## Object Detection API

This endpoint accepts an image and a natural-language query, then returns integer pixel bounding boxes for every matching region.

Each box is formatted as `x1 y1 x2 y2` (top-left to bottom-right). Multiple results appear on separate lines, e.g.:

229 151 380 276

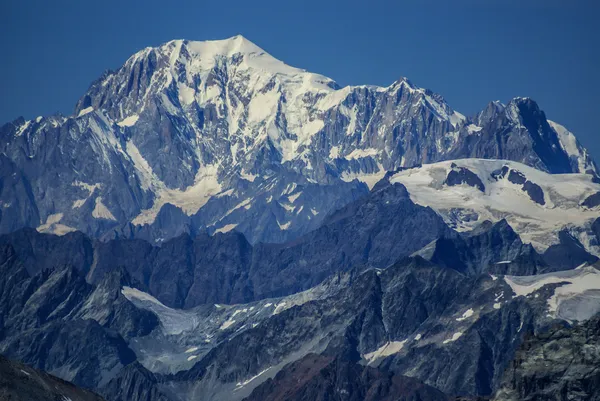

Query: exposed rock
445 166 486 192
244 353 450 401
0 354 105 401
522 181 545 205
582 191 600 208
494 315 600 401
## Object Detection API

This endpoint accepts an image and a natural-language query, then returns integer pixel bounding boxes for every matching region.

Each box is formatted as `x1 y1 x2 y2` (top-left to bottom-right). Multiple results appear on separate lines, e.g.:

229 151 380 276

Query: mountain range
1 36 600 401
1 35 597 246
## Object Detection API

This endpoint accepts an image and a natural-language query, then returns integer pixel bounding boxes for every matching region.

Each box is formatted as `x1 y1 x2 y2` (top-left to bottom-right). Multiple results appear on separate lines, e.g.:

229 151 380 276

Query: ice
504 266 600 321
121 286 199 335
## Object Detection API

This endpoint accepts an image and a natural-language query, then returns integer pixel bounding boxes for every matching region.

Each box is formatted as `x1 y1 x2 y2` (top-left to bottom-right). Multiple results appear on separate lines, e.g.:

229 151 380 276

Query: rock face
494 315 600 401
1 216 600 401
0 354 106 401
243 353 450 401
0 36 596 245
0 181 453 307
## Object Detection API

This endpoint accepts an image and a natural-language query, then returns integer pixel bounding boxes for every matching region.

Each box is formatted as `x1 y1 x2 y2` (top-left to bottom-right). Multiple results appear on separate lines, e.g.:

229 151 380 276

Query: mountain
0 354 106 401
5 178 593 310
3 215 600 401
243 353 451 401
389 159 600 255
1 36 597 245
494 314 600 401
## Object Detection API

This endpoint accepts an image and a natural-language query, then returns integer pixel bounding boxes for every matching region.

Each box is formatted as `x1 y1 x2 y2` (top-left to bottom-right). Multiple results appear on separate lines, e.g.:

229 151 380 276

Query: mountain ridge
1 35 597 246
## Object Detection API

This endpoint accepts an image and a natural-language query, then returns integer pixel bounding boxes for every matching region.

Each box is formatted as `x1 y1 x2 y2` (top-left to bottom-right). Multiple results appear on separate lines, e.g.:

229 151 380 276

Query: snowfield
390 159 600 253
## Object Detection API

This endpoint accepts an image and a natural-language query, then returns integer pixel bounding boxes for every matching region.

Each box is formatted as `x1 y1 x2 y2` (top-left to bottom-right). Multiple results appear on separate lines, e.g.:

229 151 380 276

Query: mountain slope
390 159 600 253
494 314 600 401
1 36 596 244
0 354 106 401
243 354 450 401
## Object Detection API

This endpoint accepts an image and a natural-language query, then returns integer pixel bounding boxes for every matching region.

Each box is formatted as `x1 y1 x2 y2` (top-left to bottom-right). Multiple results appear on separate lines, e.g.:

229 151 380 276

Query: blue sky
1 0 599 161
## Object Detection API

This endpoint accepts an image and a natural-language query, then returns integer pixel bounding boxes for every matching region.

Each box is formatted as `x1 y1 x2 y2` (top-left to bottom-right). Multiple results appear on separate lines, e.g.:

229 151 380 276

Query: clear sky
2 0 599 162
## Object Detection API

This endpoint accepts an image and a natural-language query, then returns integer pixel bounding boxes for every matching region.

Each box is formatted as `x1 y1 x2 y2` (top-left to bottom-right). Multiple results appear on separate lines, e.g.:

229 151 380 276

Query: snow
443 332 463 344
131 158 222 225
329 145 340 159
363 340 407 364
240 171 258 182
549 120 592 173
15 120 31 136
467 124 482 134
496 260 512 264
20 369 30 376
456 308 474 321
117 115 139 127
504 266 600 321
122 286 199 335
185 347 199 353
414 334 422 341
493 303 501 309
187 355 198 361
77 107 94 118
341 169 386 190
219 319 236 330
235 367 271 388
36 213 77 236
390 159 600 251
288 192 301 203
277 220 292 230
272 302 287 315
450 111 466 127
345 148 379 160
178 83 195 105
92 197 117 220
215 224 238 234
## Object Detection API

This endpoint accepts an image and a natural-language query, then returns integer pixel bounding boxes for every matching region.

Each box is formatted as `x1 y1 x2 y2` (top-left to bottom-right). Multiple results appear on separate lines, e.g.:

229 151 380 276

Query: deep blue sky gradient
1 0 599 161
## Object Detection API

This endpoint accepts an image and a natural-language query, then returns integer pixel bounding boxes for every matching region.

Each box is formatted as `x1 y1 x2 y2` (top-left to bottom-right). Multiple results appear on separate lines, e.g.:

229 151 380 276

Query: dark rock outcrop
445 165 486 192
494 315 600 401
244 353 450 401
0 354 106 401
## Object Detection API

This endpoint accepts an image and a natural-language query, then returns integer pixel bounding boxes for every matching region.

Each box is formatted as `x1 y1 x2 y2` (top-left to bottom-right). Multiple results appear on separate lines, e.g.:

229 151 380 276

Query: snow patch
215 224 238 234
77 107 94 118
456 308 474 321
117 115 139 127
364 340 407 364
345 148 379 160
443 332 463 344
92 197 117 220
